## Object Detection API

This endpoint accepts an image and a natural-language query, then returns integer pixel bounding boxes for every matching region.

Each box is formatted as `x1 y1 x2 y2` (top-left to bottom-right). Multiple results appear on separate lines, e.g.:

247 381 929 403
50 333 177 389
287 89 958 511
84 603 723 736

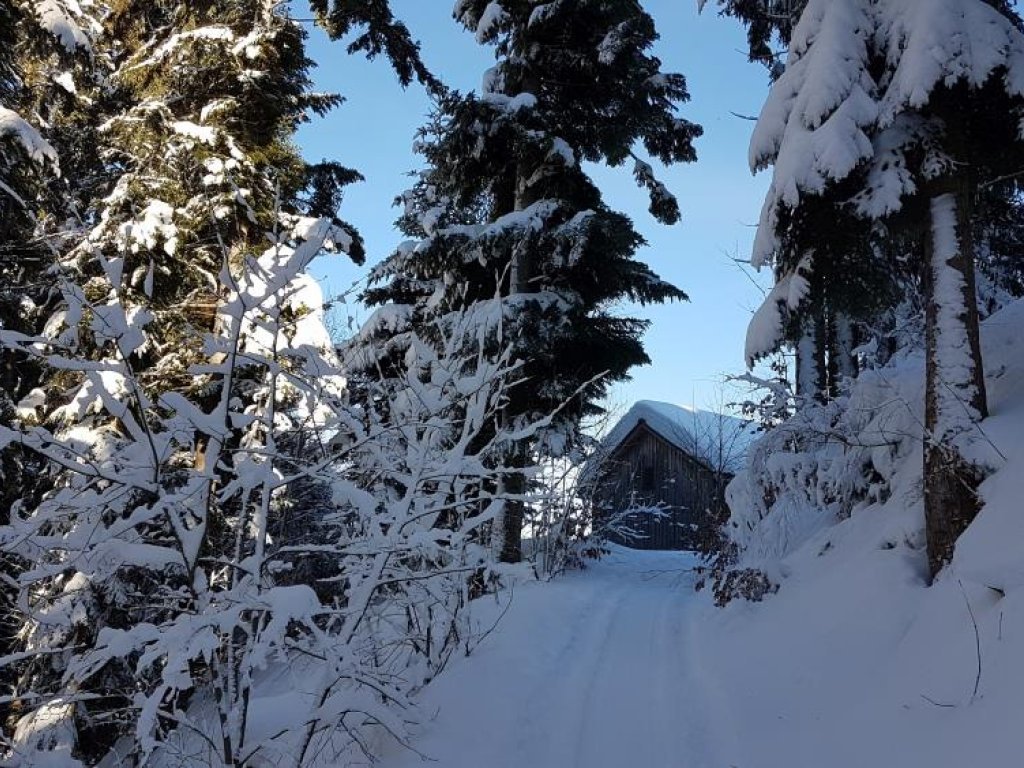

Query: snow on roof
589 400 759 478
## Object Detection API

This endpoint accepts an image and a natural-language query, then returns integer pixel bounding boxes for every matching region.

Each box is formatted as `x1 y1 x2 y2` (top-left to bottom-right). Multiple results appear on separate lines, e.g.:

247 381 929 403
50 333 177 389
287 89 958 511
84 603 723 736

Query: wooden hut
583 401 755 551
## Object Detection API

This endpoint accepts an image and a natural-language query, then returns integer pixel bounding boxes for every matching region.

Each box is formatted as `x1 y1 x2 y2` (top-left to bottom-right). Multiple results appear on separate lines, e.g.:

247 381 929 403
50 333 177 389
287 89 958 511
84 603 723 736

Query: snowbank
703 297 1024 767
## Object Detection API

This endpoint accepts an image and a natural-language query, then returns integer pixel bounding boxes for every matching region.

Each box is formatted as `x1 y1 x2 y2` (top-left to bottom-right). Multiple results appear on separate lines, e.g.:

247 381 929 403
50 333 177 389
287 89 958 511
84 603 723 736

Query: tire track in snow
569 567 694 768
380 549 727 768
509 577 632 768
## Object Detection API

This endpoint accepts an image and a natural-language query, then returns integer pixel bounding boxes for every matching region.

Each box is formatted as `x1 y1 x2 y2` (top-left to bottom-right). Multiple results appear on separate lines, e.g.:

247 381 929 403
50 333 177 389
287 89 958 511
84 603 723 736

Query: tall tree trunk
494 67 543 564
828 311 858 398
492 167 523 563
923 188 988 579
496 175 532 565
795 300 826 403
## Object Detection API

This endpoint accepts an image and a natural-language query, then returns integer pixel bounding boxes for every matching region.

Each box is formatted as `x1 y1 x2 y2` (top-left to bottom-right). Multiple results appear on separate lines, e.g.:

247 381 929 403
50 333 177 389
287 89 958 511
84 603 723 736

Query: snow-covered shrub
0 209 547 765
724 348 925 580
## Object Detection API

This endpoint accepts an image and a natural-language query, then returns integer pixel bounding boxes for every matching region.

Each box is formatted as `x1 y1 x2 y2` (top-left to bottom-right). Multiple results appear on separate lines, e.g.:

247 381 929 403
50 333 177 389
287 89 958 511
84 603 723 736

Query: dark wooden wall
592 421 730 550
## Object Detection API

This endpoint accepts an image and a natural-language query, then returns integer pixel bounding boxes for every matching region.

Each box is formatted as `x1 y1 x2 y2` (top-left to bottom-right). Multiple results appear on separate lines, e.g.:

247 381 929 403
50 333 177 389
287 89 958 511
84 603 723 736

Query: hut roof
586 400 759 480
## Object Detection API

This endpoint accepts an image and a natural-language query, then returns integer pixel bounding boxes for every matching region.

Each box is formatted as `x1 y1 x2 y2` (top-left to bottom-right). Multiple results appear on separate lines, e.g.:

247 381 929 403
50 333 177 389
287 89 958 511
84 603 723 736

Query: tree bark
490 159 526 564
923 187 988 580
795 301 826 404
831 313 856 391
494 65 544 564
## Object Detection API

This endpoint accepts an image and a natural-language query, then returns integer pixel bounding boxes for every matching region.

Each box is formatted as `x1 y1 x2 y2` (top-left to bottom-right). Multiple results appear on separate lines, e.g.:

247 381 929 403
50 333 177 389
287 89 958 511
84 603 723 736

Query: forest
2 0 1024 766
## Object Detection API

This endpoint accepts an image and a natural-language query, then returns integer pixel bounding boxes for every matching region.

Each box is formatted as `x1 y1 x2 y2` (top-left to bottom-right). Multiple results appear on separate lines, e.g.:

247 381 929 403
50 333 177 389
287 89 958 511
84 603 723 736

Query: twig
466 582 515 657
957 578 983 702
919 693 956 708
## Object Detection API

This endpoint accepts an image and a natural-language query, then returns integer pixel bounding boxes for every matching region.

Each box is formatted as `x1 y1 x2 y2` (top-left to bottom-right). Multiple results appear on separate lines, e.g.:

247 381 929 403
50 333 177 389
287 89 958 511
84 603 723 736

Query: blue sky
297 0 772 415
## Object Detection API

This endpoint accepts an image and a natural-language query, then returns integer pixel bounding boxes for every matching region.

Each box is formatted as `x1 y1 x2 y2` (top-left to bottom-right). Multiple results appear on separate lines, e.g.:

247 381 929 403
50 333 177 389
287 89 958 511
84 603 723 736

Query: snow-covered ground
377 534 1024 768
370 301 1024 768
376 547 737 768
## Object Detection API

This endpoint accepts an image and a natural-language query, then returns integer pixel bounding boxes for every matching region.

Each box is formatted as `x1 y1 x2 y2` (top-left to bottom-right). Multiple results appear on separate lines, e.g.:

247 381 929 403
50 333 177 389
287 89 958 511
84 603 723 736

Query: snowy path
379 547 735 768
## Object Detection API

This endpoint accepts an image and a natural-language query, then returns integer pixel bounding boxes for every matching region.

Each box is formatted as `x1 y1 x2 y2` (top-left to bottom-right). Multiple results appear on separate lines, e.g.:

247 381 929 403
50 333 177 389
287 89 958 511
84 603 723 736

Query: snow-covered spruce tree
0 0 56 727
0 1 367 761
309 0 439 90
747 186 898 404
0 0 56 518
975 183 1024 312
747 0 1024 578
0 0 99 504
867 0 1024 578
703 0 807 77
709 0 889 404
0 0 102 727
360 0 700 563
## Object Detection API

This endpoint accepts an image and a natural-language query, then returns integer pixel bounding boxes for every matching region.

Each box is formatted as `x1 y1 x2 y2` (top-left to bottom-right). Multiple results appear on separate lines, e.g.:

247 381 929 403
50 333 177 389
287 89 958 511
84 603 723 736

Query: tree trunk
490 162 525 564
493 66 545 564
923 189 988 580
795 301 826 404
828 312 858 397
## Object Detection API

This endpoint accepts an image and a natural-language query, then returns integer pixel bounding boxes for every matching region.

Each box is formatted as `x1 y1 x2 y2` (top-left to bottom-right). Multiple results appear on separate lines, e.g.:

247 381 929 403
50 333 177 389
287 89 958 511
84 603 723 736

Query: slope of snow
710 296 1024 767
374 533 1024 768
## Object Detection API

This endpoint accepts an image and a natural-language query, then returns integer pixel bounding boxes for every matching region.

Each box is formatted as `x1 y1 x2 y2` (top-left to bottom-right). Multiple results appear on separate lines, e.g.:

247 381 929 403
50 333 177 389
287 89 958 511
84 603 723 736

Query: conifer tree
310 0 439 89
704 0 807 76
358 0 701 563
0 0 387 759
0 0 95 503
0 2 101 722
868 0 1024 576
747 0 1024 578
0 0 57 479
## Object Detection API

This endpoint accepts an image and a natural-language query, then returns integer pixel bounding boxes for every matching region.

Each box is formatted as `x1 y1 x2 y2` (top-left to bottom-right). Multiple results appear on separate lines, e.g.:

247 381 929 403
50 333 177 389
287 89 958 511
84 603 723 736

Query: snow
473 2 507 43
749 0 878 200
12 697 81 767
376 547 726 768
115 200 178 257
171 120 218 145
9 1 1024 763
33 0 92 52
53 72 76 95
142 26 237 68
745 258 812 364
598 22 630 65
876 0 1024 124
480 90 538 113
16 388 47 422
929 193 985 442
528 3 557 28
718 295 1024 766
371 533 1024 768
366 294 1024 768
0 108 59 168
750 0 1024 269
546 137 576 167
955 298 1024 588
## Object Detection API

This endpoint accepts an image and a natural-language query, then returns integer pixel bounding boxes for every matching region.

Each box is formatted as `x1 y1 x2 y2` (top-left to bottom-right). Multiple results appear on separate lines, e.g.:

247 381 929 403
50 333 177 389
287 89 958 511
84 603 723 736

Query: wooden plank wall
593 423 729 550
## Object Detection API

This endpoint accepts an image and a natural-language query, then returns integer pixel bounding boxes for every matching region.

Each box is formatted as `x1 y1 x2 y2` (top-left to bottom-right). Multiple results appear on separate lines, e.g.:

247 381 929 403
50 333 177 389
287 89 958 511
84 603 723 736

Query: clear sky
297 0 773 415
